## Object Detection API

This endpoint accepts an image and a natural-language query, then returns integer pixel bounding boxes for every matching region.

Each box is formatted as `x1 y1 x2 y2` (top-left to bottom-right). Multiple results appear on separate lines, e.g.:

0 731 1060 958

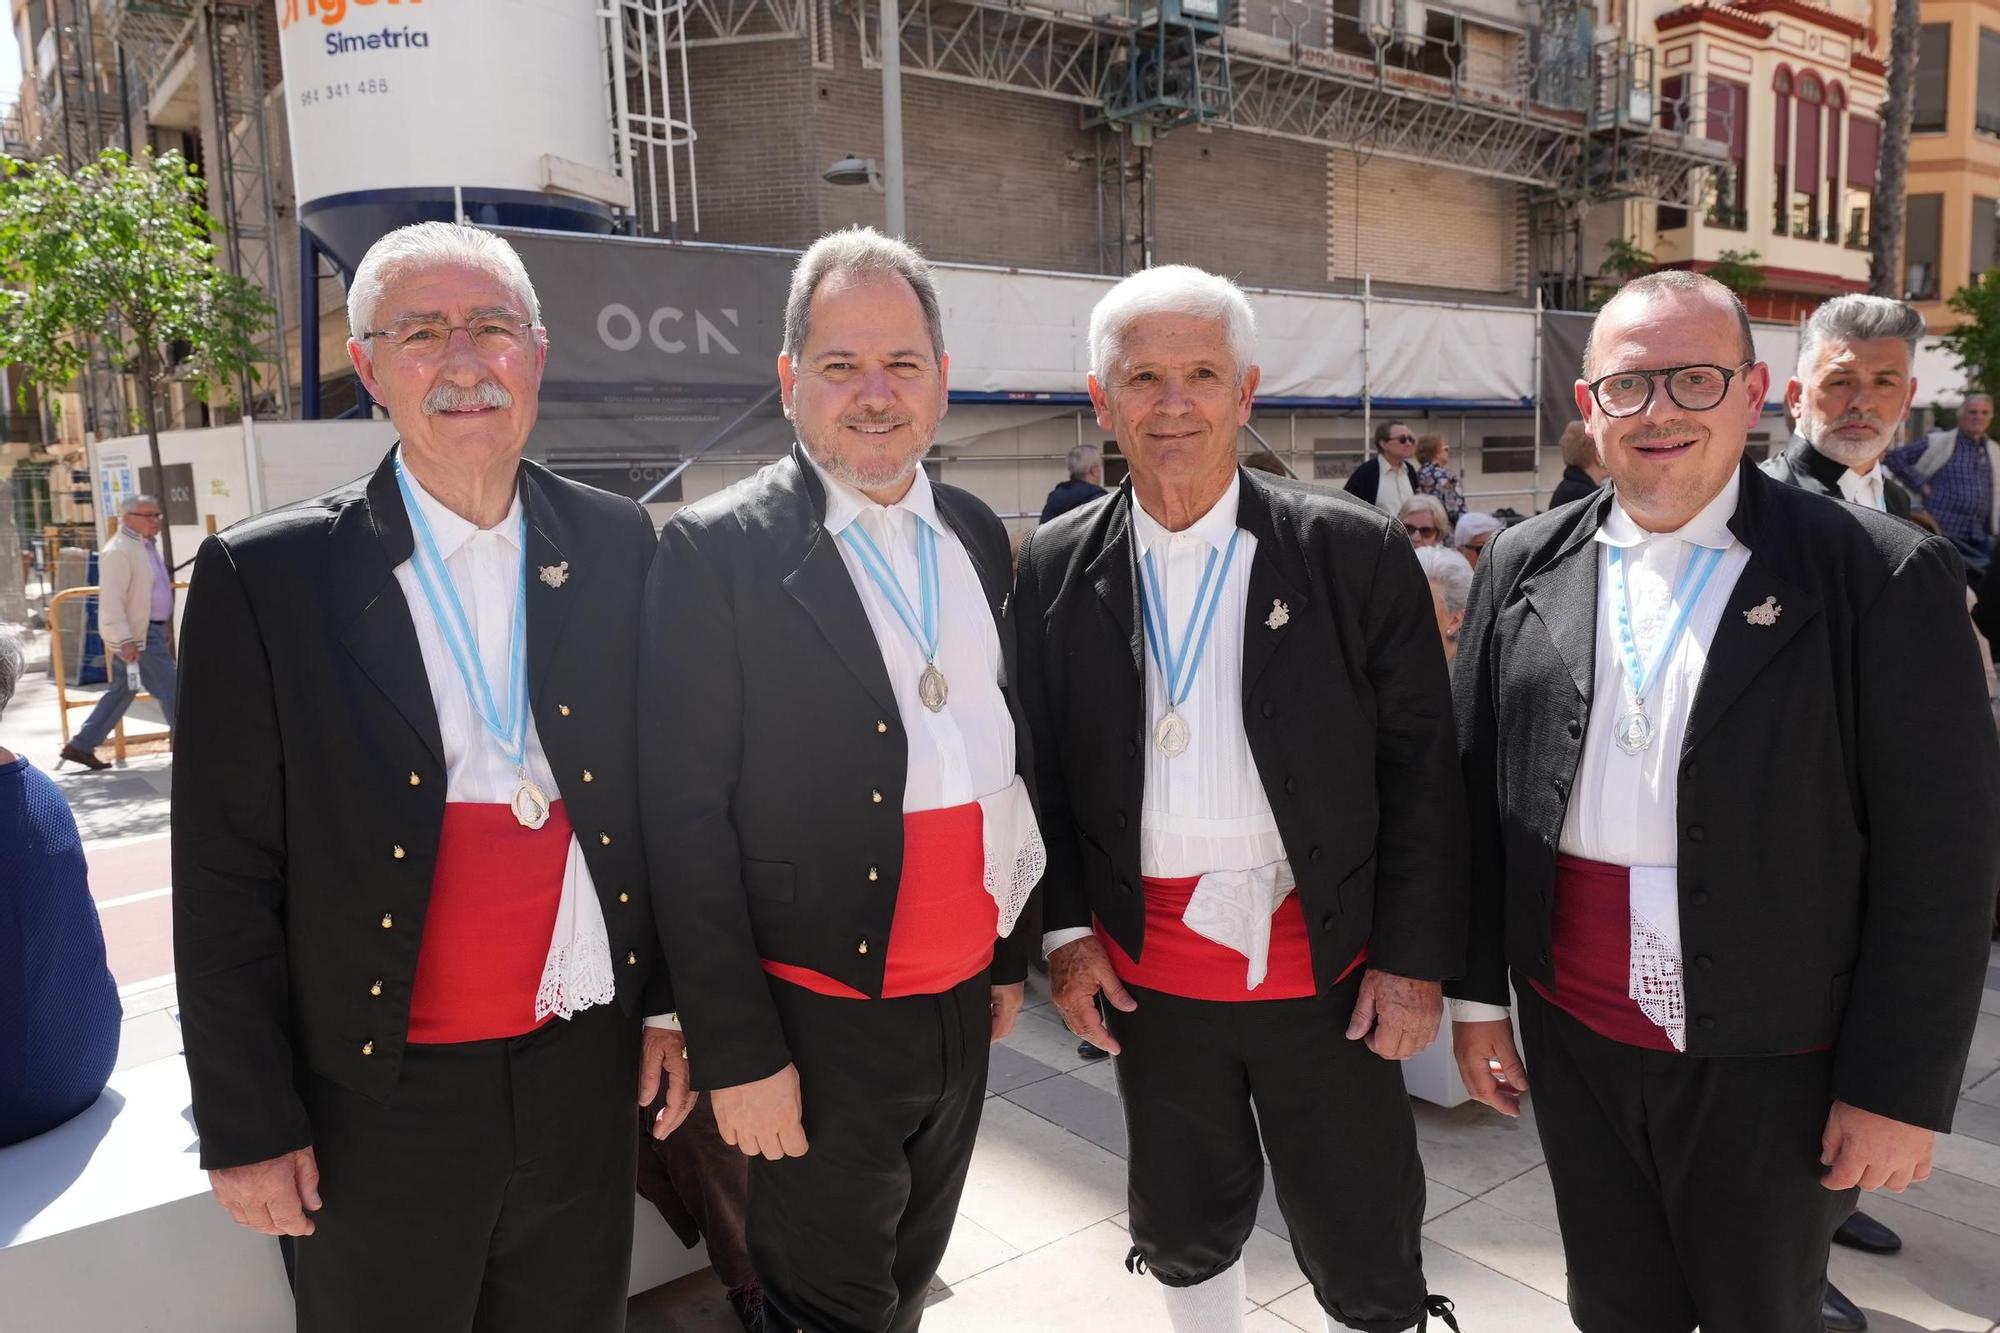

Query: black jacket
1013 471 1468 987
1760 432 1914 520
172 449 666 1170
1342 456 1420 507
1547 465 1603 511
1451 461 1999 1130
639 445 1033 1091
1040 478 1107 524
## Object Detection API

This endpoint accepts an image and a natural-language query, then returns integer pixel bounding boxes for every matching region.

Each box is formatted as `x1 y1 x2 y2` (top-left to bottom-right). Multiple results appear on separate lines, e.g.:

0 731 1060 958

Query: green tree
1707 249 1767 297
0 148 273 571
1939 269 2000 394
1589 236 1656 308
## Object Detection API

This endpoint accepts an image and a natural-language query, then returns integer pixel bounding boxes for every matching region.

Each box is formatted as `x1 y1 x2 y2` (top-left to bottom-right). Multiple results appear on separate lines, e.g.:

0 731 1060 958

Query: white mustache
423 381 513 414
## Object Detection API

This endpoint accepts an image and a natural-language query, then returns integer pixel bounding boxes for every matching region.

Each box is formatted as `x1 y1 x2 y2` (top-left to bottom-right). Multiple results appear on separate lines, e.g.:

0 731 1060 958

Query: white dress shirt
1837 464 1888 511
1450 470 1751 1039
1375 459 1415 514
394 459 617 1026
808 453 1042 931
1043 477 1295 986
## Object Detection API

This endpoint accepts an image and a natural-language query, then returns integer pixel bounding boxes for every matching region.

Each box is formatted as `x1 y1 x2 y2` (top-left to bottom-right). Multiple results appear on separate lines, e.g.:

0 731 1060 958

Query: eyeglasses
363 318 539 360
127 510 162 520
1587 362 1752 418
1388 434 1416 444
1403 522 1438 537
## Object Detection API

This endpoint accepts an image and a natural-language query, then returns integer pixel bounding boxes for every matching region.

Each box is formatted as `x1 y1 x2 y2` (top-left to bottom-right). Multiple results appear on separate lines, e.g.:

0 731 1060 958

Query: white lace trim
1627 865 1685 1052
535 834 619 1021
979 777 1044 938
1180 859 1296 990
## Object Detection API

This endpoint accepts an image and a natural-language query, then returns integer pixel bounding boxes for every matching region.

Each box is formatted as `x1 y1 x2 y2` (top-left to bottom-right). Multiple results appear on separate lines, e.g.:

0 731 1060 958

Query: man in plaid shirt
1887 393 1997 578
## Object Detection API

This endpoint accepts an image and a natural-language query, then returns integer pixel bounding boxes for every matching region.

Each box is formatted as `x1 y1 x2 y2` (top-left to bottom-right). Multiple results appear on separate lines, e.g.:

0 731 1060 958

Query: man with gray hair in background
1887 388 1996 579
1041 441 1108 522
1762 293 1920 523
59 492 175 772
641 226 1042 1332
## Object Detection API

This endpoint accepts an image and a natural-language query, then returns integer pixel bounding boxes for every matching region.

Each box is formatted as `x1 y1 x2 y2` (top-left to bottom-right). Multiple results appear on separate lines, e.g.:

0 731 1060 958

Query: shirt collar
805 447 946 539
120 524 154 546
1131 471 1242 558
398 448 524 561
1597 467 1741 551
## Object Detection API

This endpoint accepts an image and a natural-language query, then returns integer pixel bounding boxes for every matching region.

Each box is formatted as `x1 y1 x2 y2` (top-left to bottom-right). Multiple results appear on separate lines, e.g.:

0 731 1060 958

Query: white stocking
1157 1257 1247 1333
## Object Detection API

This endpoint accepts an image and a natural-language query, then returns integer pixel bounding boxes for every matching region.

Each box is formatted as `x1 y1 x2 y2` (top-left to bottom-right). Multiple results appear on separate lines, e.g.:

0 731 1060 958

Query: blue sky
1 28 19 112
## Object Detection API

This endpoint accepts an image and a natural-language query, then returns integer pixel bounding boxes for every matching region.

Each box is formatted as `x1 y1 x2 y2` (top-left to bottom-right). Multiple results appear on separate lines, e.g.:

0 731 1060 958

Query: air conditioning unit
1363 0 1425 49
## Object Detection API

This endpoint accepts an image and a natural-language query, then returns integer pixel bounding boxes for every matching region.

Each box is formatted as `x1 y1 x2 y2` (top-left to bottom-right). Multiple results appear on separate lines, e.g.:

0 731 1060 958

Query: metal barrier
46 583 187 763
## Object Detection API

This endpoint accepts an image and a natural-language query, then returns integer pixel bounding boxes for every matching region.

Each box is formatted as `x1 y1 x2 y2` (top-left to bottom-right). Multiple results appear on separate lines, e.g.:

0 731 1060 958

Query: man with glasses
173 222 684 1330
1448 271 1999 1333
61 494 177 771
1344 420 1421 514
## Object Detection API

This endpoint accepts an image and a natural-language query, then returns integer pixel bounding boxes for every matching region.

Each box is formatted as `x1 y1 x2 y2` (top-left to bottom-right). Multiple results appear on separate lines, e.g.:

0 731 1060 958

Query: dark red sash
406 801 571 1045
1098 875 1363 1002
1529 853 1677 1051
762 802 996 999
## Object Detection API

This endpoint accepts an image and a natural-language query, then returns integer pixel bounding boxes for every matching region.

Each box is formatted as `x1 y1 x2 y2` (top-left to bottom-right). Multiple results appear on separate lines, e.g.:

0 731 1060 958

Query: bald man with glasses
61 494 176 772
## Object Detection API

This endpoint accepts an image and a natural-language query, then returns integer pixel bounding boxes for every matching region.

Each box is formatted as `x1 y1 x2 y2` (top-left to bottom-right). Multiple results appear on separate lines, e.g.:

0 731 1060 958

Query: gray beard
1798 409 1891 470
800 430 935 493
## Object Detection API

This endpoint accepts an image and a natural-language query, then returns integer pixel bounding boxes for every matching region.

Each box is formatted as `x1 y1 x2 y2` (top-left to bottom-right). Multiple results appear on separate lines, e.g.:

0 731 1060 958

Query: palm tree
1869 0 1921 298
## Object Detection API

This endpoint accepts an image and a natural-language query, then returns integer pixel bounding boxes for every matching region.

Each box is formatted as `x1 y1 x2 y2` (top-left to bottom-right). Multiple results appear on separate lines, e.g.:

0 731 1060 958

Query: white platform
0 1056 708 1332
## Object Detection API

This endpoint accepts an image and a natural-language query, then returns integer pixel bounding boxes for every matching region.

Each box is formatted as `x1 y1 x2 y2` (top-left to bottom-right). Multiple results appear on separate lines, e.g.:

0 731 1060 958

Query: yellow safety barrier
47 582 188 764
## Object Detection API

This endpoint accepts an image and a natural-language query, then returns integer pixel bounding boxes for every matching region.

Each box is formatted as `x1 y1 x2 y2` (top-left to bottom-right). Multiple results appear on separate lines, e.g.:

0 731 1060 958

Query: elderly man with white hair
173 221 684 1330
1015 264 1467 1333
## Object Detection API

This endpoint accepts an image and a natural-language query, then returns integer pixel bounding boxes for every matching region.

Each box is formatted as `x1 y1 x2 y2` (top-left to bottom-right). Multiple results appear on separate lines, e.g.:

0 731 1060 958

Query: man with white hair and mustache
640 227 1041 1332
173 221 686 1330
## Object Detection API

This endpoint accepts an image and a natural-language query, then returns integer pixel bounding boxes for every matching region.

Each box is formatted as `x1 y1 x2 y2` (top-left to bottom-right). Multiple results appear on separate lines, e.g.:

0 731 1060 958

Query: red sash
1097 875 1364 1002
406 801 571 1045
1529 854 1677 1051
762 802 997 999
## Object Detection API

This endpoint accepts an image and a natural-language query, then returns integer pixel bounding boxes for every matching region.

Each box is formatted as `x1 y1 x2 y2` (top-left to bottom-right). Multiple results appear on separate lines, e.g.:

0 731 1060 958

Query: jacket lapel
1085 486 1144 674
1234 472 1310 699
1520 490 1610 706
778 448 901 718
339 448 446 768
934 488 1008 622
520 464 579 699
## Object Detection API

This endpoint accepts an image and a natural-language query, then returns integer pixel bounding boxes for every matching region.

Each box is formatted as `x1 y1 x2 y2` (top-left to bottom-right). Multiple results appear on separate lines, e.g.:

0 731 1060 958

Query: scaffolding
606 0 703 238
202 2 291 415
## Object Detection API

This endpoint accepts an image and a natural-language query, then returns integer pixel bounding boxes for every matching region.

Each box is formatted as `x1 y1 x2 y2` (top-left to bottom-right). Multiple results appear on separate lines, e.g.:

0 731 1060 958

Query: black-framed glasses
1587 361 1752 418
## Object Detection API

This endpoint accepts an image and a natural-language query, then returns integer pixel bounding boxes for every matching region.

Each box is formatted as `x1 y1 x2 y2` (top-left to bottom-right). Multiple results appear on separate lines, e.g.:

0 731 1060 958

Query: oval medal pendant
918 662 949 713
1612 709 1654 756
1153 710 1190 758
511 778 552 830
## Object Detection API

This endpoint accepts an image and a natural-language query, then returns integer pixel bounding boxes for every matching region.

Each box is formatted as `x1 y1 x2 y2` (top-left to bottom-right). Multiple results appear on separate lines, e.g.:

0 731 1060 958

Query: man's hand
990 981 1025 1043
209 1147 321 1237
1049 936 1137 1055
1821 1100 1935 1193
118 642 140 664
1345 970 1442 1060
1452 1018 1531 1117
711 1063 808 1161
639 1026 697 1141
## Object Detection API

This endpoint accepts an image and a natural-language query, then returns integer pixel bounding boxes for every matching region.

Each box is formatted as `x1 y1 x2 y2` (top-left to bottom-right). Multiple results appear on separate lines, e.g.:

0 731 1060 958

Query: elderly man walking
1887 391 1996 576
172 221 686 1331
640 227 1042 1333
1450 271 2000 1333
1016 265 1466 1333
60 494 175 771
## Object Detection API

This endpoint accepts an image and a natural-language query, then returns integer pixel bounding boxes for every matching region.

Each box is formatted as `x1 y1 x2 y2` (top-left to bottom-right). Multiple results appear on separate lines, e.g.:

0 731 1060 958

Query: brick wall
1153 129 1330 290
1325 152 1521 294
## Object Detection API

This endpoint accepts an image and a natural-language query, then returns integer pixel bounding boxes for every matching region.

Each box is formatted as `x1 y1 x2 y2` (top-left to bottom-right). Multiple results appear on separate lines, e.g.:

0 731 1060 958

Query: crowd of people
6 216 1994 1333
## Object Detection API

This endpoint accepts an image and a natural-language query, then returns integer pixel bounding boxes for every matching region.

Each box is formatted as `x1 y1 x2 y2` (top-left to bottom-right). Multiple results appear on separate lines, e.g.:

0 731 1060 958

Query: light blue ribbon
839 515 940 663
395 456 529 773
1140 528 1242 710
1608 542 1726 709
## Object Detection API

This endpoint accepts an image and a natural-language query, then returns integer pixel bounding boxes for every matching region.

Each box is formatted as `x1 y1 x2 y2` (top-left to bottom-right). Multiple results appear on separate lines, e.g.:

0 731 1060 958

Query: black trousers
1106 976 1433 1333
750 971 991 1333
292 1003 641 1333
1515 983 1858 1333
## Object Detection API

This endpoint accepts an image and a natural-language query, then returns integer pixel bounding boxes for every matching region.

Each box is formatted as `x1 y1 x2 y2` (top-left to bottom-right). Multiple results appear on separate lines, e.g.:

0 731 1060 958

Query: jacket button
1695 955 1713 971
392 845 406 860
559 704 572 716
1696 1015 1716 1031
369 980 383 997
1116 811 1128 829
361 1040 375 1056
600 832 612 846
1260 701 1275 718
858 939 871 955
618 891 630 904
1690 890 1709 906
1567 718 1582 738
1686 825 1705 843
871 789 884 804
868 867 880 882
380 913 394 929
1683 761 1699 780
1284 776 1298 795
1308 845 1323 862
1538 950 1551 965
1124 740 1137 758
1120 879 1135 896
876 720 889 734
627 952 638 965
582 770 594 783
1321 912 1335 931
408 772 421 786
1553 778 1570 799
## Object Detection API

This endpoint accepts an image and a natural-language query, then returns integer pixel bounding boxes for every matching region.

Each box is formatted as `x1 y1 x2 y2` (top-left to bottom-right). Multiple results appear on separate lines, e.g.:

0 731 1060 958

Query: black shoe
1833 1211 1902 1254
726 1281 766 1333
1077 1039 1110 1061
59 743 110 772
1822 1281 1867 1331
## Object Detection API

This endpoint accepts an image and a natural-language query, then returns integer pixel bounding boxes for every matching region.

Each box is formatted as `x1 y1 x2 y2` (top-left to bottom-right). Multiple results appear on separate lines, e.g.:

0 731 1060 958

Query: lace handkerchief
978 776 1045 938
1181 860 1297 990
535 835 619 1022
1627 864 1686 1052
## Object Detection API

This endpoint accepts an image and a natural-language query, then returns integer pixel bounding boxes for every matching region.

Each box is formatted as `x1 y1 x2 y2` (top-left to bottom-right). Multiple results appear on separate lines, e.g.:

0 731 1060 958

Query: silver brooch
539 561 571 589
1266 599 1291 630
1743 595 1780 626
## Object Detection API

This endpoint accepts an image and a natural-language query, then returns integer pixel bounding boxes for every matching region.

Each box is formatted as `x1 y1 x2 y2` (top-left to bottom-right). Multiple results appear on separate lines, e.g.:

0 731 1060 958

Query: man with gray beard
640 227 1043 1333
1761 294 1919 523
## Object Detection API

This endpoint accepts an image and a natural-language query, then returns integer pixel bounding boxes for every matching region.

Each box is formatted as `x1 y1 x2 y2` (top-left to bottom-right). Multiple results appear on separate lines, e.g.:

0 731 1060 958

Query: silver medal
1612 709 1654 755
918 661 949 713
510 777 552 830
1153 710 1190 758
